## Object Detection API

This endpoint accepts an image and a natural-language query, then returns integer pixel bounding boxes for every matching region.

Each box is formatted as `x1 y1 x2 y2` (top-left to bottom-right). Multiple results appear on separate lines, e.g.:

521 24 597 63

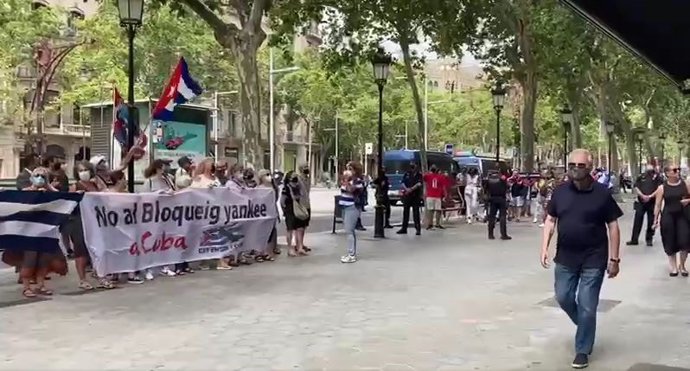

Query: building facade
424 57 485 93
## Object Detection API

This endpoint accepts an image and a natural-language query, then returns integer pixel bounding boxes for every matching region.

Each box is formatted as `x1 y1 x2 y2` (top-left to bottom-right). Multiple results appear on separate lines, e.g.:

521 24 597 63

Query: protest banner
79 188 277 275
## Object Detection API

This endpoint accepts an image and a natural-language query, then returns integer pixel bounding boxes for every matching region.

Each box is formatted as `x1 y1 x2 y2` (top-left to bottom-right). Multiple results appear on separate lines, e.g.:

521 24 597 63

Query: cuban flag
0 191 83 253
113 88 127 148
152 57 203 121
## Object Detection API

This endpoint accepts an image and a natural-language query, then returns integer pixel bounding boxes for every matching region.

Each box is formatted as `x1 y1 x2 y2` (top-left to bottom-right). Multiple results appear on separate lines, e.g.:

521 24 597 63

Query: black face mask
302 169 309 175
569 167 590 181
291 177 299 184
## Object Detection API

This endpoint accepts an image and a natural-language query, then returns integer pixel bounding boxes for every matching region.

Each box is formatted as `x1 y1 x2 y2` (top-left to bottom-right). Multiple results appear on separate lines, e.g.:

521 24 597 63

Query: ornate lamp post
560 105 573 166
605 121 615 171
490 85 506 162
372 48 391 239
117 0 144 193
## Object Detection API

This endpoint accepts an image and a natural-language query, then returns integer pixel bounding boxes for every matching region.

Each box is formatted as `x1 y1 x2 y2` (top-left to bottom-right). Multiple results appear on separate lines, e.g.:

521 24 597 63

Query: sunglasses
567 162 588 169
665 167 680 173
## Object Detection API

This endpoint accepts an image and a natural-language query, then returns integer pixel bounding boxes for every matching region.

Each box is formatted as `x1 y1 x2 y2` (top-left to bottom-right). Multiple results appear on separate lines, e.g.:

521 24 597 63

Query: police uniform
484 171 511 240
628 170 663 246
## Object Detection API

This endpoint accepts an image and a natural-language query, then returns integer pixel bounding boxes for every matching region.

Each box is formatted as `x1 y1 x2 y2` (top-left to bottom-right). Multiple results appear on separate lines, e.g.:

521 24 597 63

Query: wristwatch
610 258 621 263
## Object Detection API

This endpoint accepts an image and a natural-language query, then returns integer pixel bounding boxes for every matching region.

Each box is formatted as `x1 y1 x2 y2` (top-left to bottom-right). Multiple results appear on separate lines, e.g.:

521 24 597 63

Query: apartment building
424 57 485 93
0 0 97 178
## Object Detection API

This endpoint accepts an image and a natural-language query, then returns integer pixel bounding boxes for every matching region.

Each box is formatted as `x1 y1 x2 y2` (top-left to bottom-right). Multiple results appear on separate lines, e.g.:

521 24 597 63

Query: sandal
22 288 37 298
273 247 281 255
303 246 312 252
680 267 689 277
264 255 276 262
288 249 298 257
98 279 115 289
297 249 309 256
35 287 53 296
183 267 195 274
174 270 186 276
255 255 265 263
79 281 94 290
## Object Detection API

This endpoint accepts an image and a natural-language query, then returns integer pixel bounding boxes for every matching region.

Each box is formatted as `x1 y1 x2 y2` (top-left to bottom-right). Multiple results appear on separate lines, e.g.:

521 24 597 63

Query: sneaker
396 229 408 234
128 276 144 284
571 353 588 369
160 267 176 277
538 223 545 228
144 270 154 281
467 218 473 224
435 225 445 229
626 241 638 246
340 255 357 263
500 235 512 240
645 240 653 247
415 230 421 236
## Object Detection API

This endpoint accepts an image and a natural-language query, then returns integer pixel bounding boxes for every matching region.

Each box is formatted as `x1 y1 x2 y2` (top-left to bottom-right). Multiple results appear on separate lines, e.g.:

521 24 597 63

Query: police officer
374 167 393 228
627 165 663 246
484 170 511 240
397 162 423 235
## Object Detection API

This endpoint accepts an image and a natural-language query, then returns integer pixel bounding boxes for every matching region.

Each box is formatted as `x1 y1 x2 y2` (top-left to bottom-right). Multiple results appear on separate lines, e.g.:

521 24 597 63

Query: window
31 0 48 10
227 110 237 137
67 9 84 34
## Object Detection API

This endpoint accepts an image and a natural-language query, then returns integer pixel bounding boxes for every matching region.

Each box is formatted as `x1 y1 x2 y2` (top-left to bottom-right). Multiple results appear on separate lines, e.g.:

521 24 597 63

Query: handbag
289 186 310 220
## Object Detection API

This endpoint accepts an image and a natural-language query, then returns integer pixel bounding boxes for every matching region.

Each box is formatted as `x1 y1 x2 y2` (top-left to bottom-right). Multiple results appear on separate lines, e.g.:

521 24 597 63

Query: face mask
31 176 46 187
569 167 590 181
291 177 299 184
302 169 310 175
234 171 242 179
646 169 655 175
78 170 91 181
51 163 61 171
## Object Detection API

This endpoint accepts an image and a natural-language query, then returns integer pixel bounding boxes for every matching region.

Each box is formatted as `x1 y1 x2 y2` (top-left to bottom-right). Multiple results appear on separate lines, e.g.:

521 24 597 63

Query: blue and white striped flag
0 191 83 253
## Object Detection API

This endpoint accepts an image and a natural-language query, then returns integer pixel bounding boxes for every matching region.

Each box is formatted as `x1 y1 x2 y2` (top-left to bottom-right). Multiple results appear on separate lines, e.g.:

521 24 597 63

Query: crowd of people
2 149 317 297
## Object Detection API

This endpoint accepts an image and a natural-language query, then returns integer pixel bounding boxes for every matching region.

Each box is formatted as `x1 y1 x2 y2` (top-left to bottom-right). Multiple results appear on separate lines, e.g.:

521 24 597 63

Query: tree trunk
399 39 428 172
519 71 537 171
232 42 263 168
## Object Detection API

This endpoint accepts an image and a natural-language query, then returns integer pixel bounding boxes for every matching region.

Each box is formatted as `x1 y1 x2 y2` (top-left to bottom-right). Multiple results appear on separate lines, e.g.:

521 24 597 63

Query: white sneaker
160 267 176 277
538 223 545 228
145 270 154 281
467 218 473 224
532 218 538 223
340 255 357 263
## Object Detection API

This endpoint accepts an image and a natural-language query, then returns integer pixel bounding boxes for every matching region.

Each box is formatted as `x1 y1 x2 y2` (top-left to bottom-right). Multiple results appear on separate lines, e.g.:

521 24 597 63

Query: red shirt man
423 167 448 200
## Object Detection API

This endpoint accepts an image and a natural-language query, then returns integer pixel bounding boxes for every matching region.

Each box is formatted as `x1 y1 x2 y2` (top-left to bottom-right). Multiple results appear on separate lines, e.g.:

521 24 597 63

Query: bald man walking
540 149 623 369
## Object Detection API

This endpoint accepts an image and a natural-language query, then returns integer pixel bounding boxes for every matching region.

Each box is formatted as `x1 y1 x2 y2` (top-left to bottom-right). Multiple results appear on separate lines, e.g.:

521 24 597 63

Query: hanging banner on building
79 188 277 276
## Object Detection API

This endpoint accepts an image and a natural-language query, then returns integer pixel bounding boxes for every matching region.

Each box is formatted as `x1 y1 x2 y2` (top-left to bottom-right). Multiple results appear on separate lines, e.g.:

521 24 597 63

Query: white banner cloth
79 188 277 275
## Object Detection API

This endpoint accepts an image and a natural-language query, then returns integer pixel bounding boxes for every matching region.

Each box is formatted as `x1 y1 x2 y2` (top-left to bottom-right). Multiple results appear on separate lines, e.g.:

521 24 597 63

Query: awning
561 0 690 93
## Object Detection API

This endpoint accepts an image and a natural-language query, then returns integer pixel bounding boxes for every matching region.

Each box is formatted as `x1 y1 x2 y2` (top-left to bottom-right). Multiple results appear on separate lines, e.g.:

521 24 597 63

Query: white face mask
78 170 91 181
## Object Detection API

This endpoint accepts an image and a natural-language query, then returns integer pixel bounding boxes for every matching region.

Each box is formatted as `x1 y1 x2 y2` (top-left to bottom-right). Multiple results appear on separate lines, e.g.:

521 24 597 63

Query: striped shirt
339 177 364 207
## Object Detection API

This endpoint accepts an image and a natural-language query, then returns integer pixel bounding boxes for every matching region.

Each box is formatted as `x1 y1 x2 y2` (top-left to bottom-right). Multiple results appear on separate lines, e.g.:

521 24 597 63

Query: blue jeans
342 205 361 256
554 263 605 355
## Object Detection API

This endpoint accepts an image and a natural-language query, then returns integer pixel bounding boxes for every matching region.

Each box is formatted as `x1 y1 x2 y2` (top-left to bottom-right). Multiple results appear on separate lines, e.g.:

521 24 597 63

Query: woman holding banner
257 170 277 262
192 158 231 270
143 159 179 277
67 161 112 290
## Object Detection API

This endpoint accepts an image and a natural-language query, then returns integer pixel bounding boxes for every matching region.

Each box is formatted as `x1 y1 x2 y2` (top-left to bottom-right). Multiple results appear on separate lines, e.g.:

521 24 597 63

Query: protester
215 159 229 186
191 158 231 270
143 159 177 278
540 149 623 369
464 167 480 224
423 164 447 230
90 149 135 191
67 161 111 290
534 170 555 227
16 153 40 190
281 170 309 256
17 167 64 297
297 164 313 248
339 162 365 263
175 156 194 189
484 170 511 240
397 162 422 236
223 164 253 266
257 169 278 261
653 164 690 277
373 167 393 228
627 165 662 247
509 171 525 222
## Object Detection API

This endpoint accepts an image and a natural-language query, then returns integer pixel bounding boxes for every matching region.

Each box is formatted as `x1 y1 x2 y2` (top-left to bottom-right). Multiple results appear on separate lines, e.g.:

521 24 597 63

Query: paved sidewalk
1 209 689 370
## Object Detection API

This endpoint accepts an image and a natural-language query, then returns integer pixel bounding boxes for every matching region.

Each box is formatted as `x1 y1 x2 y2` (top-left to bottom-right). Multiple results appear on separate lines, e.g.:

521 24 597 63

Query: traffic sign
365 142 373 155
444 143 454 155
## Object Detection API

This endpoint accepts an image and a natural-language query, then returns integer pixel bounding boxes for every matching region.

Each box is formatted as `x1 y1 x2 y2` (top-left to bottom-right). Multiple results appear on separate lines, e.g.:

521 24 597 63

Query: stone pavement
1 206 690 371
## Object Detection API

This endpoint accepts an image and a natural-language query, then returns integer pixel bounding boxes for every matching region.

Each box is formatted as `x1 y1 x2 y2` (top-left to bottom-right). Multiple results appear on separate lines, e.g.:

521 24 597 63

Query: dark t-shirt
485 175 507 198
402 171 423 200
548 181 623 269
634 172 662 202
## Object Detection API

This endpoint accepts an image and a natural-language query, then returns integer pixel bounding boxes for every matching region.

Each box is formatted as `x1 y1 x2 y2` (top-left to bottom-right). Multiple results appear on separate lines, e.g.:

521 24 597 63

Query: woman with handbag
280 171 309 257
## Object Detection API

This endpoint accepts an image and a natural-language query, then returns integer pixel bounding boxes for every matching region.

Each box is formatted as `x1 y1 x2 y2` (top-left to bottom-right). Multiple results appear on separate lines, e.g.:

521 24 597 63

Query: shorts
425 197 442 211
511 196 525 207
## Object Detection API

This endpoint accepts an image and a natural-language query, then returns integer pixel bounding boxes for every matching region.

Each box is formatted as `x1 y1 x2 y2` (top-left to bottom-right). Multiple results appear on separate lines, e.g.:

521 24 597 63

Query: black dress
282 183 308 231
660 181 690 256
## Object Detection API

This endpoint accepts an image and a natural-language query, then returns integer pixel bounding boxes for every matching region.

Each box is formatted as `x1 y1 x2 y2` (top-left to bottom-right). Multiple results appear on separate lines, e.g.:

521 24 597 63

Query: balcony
283 131 310 144
42 123 90 137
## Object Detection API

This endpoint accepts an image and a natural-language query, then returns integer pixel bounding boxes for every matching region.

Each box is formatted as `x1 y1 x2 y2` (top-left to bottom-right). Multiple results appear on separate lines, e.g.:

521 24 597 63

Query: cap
178 156 193 167
89 155 106 167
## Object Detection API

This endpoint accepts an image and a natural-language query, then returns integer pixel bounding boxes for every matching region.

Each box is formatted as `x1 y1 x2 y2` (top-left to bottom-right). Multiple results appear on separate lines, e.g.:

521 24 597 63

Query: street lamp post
491 85 506 163
117 0 144 193
560 106 573 166
659 133 666 170
372 48 392 239
323 114 339 180
605 121 615 171
269 48 300 172
212 91 238 160
637 134 644 174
